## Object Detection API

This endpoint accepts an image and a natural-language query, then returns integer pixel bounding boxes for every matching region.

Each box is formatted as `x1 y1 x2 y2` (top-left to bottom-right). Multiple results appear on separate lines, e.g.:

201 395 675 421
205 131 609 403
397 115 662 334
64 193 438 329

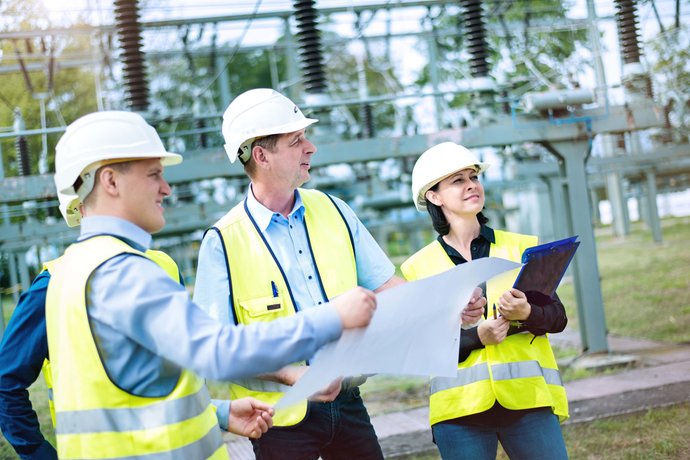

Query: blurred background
1 0 689 356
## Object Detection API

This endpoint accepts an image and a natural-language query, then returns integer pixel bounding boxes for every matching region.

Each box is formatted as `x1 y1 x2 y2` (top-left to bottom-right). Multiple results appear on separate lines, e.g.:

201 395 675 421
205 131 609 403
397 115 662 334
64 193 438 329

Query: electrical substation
1 0 689 355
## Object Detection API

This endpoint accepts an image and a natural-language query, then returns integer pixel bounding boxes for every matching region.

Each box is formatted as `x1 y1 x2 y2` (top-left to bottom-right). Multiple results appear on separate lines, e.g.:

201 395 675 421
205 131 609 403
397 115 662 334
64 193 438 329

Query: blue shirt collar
79 216 152 252
245 184 305 231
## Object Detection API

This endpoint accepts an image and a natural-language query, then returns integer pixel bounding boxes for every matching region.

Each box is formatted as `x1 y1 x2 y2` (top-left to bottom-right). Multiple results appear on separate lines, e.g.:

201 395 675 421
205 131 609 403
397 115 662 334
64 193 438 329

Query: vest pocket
239 295 285 318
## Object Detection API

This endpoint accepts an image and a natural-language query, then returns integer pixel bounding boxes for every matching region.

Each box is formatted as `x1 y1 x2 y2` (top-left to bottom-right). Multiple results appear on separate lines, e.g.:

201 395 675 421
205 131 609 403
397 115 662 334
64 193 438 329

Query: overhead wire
194 0 264 100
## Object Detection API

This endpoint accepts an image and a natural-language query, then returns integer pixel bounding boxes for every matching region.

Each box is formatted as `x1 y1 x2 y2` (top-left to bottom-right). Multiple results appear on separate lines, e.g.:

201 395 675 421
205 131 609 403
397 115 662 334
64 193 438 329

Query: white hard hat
222 88 318 164
411 142 489 211
54 111 182 227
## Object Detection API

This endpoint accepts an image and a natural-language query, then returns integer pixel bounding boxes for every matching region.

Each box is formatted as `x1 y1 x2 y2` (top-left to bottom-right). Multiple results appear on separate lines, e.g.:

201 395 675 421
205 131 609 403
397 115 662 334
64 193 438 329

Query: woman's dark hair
425 183 488 236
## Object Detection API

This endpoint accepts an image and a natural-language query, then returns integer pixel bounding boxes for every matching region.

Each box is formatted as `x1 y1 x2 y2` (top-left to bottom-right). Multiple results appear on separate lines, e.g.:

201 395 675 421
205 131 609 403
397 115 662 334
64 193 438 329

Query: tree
647 24 690 143
414 0 589 127
0 0 99 177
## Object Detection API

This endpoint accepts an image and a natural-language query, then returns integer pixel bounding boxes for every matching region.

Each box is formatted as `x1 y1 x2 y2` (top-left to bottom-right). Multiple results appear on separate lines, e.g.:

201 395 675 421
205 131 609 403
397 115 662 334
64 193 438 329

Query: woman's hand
497 288 531 321
477 316 510 345
461 286 487 327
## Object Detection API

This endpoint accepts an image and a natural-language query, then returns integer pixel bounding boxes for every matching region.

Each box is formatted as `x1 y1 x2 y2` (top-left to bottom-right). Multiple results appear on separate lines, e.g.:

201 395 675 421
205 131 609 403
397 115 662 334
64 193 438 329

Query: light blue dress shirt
79 216 342 429
194 187 395 324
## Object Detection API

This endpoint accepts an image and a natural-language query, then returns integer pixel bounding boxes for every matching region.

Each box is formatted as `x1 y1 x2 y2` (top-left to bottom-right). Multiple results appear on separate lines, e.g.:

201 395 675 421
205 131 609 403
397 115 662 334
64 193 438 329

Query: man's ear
98 166 120 197
425 189 442 207
252 145 270 170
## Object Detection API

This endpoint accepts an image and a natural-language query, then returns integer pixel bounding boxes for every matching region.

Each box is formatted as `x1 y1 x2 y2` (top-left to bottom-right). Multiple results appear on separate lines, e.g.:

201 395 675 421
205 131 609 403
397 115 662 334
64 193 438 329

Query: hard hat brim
414 162 490 211
224 117 318 164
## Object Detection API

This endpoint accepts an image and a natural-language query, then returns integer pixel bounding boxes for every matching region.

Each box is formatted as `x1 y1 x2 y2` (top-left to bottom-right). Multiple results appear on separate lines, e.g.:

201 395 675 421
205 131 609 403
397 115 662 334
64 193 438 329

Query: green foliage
415 0 589 112
647 24 690 143
0 0 98 177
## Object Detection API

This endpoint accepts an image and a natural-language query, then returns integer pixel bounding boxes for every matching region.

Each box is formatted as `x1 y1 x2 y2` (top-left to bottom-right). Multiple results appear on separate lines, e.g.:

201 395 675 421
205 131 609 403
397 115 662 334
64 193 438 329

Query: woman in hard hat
401 142 569 460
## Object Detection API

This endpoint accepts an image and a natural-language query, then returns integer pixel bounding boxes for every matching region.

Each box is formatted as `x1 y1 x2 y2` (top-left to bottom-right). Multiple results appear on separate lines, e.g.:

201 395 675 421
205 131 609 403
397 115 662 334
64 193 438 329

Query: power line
195 0 264 99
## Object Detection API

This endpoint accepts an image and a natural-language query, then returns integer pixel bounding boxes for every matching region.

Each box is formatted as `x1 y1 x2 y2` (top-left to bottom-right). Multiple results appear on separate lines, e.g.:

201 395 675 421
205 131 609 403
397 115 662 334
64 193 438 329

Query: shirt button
318 301 322 305
308 275 313 280
290 225 293 229
299 250 303 254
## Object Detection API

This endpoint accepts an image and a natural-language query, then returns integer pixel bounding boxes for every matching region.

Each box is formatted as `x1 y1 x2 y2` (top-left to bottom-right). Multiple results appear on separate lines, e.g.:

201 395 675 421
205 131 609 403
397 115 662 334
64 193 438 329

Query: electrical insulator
196 118 207 148
360 104 375 139
293 0 327 94
460 0 490 79
114 0 149 111
16 136 31 176
614 0 653 98
614 0 642 65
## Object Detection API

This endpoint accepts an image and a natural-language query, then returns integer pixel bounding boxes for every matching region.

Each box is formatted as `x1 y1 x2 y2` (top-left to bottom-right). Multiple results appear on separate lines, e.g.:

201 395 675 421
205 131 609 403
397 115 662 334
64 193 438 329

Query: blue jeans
251 387 383 460
432 408 569 460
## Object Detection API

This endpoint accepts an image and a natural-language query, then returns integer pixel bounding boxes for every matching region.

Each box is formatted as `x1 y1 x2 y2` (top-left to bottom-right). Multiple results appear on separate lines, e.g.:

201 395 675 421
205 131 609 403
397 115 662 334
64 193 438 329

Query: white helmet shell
411 142 490 211
54 111 182 227
222 89 318 164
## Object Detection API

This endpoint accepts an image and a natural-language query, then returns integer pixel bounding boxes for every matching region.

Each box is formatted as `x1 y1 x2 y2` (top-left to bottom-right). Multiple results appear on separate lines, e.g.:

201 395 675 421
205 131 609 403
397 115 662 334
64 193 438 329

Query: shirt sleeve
0 271 58 459
330 196 395 290
523 291 568 336
193 230 231 323
458 327 484 363
211 399 230 431
89 254 343 381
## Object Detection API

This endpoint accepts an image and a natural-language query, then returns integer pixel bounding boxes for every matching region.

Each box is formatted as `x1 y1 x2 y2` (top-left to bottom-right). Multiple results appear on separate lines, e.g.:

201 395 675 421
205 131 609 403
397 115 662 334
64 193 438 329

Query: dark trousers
251 387 383 460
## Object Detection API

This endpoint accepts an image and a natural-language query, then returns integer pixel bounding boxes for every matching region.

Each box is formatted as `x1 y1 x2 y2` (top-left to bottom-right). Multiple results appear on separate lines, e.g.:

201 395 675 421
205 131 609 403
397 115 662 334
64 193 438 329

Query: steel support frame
542 140 609 353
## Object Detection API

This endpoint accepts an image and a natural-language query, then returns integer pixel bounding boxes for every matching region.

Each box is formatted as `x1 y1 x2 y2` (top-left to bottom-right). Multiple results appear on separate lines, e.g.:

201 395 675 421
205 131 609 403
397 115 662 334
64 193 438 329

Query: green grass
396 403 690 460
1 217 689 458
556 217 690 343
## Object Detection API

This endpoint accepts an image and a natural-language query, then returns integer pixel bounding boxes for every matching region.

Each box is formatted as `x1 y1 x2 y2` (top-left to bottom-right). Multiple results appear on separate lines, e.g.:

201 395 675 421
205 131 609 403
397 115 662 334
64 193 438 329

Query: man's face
118 158 171 233
266 129 316 189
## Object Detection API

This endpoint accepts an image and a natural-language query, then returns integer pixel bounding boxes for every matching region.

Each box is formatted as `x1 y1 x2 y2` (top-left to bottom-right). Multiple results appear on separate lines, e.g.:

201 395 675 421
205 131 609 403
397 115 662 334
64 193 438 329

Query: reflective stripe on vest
45 236 227 459
212 188 357 426
430 360 563 394
55 386 211 434
401 229 568 425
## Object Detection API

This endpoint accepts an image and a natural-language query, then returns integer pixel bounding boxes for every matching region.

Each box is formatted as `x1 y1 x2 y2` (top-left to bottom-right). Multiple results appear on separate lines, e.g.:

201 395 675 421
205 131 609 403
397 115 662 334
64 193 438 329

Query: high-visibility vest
41 248 183 429
45 235 228 459
401 229 568 426
211 188 357 426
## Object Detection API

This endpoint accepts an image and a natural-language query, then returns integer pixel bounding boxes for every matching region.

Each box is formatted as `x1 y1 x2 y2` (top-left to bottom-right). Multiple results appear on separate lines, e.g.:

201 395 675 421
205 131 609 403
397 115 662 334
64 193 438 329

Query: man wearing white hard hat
0 136 189 459
33 110 377 459
193 88 409 460
401 142 569 460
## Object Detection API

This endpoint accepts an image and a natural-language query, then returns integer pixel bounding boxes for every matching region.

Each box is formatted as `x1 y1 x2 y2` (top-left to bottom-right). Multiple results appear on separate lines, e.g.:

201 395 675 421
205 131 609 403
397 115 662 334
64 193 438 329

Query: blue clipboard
512 236 580 300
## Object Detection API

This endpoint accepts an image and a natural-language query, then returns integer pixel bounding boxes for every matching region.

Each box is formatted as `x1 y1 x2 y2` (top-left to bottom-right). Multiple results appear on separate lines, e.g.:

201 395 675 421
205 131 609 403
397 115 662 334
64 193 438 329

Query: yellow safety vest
45 236 228 460
401 229 568 426
212 188 357 426
41 249 183 429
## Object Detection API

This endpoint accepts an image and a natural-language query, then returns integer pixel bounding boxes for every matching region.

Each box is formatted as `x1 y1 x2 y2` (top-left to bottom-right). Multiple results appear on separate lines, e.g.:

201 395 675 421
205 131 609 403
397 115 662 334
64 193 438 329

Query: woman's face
425 167 484 218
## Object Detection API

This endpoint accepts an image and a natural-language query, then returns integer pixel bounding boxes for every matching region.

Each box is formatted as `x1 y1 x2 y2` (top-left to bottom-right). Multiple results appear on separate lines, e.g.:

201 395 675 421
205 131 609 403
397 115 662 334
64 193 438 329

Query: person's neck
442 215 480 261
251 181 296 218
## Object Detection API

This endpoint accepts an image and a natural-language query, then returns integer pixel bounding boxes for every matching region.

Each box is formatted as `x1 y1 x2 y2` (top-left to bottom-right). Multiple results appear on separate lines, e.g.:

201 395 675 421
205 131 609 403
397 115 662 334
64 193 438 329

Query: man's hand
462 286 486 327
332 287 377 329
228 397 274 439
308 377 344 402
497 288 531 321
477 316 510 345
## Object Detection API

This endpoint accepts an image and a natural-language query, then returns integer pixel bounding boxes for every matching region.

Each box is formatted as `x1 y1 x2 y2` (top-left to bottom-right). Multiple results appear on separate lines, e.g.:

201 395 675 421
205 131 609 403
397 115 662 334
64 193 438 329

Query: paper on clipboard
513 236 580 299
